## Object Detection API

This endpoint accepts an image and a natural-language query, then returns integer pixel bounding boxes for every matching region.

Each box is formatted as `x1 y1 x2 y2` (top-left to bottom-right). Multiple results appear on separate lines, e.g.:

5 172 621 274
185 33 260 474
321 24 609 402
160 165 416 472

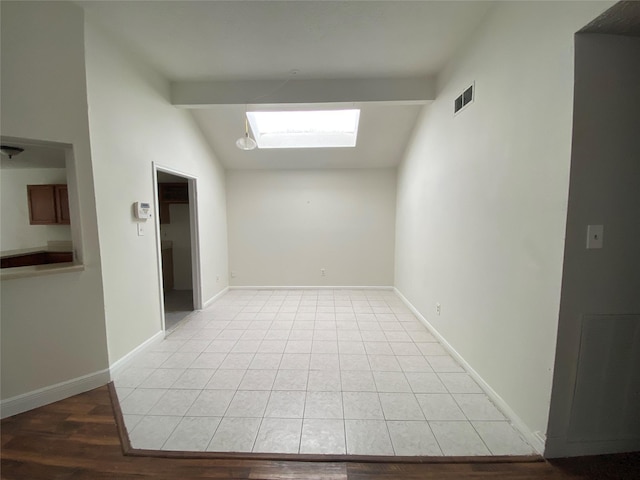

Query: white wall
0 1 109 401
84 19 229 364
394 1 610 449
227 169 396 287
0 168 71 251
161 203 193 290
546 34 640 457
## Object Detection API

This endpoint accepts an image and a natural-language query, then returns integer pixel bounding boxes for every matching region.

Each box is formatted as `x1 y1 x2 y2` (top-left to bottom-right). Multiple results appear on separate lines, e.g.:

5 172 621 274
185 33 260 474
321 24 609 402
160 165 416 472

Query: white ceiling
0 139 67 169
581 1 640 37
79 1 494 170
80 1 493 81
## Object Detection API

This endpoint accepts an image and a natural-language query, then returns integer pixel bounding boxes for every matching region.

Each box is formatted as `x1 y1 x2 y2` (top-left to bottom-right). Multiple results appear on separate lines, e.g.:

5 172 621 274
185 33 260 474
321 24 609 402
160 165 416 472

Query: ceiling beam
171 77 435 107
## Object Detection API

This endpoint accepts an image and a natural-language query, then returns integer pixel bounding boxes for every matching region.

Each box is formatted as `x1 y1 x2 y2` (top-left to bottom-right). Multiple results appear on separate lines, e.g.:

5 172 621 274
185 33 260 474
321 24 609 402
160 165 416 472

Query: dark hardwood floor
1 385 638 479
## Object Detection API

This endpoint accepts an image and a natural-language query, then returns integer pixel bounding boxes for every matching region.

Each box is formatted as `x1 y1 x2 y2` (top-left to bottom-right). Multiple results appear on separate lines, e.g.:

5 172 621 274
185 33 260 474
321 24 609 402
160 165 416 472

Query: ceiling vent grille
454 84 474 115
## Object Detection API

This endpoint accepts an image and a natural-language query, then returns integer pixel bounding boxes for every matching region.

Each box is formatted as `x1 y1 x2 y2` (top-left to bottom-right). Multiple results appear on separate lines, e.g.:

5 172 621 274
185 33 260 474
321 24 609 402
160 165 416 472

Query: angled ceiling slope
79 1 494 169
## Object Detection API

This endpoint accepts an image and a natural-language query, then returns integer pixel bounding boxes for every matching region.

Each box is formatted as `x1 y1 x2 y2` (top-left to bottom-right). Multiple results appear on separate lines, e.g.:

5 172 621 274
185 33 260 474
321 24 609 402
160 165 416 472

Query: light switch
137 223 145 236
586 224 603 249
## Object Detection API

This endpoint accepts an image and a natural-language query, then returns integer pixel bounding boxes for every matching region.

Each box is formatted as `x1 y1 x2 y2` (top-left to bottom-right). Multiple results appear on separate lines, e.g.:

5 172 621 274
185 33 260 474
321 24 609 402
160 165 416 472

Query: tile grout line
298 379 308 454
467 416 495 455
425 417 446 455
380 296 400 456
203 414 224 452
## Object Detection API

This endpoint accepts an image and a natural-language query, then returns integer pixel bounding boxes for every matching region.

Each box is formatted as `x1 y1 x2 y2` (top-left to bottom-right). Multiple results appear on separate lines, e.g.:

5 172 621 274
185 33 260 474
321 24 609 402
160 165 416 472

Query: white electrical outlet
586 224 604 249
231 271 236 278
436 303 441 315
320 268 326 276
216 275 220 282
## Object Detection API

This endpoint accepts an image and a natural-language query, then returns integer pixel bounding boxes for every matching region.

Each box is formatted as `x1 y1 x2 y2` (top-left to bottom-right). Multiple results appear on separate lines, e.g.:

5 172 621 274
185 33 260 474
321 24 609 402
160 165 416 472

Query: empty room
1 0 639 477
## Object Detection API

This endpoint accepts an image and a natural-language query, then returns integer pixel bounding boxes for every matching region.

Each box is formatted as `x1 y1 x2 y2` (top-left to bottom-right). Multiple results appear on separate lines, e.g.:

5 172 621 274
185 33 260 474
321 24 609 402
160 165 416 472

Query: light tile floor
114 289 535 456
164 289 194 332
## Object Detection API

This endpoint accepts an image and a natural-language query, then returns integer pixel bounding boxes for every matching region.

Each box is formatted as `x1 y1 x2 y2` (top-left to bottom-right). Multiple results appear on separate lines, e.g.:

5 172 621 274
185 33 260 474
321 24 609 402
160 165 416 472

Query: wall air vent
454 83 474 115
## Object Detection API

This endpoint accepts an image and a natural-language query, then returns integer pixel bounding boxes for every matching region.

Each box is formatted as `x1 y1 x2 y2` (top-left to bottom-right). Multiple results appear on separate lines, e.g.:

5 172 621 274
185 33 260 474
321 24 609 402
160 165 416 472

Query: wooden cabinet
1 251 73 269
27 185 57 224
158 183 188 224
56 186 70 224
160 183 188 203
27 184 70 225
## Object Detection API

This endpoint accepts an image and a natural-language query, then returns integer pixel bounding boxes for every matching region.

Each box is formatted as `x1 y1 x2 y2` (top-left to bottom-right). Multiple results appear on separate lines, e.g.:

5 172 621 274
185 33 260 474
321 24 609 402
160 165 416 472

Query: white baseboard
1 329 168 419
202 286 229 309
393 287 545 455
1 368 110 419
109 331 165 379
229 286 395 291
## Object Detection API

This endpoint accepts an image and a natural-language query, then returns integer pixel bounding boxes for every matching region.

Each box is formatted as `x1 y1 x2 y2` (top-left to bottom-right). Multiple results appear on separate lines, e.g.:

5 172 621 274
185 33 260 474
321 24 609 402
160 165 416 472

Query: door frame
152 162 203 333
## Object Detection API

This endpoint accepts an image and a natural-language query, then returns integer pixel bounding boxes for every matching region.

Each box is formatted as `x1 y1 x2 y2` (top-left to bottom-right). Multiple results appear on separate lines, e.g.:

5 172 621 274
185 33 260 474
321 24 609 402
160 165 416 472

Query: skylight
246 109 360 149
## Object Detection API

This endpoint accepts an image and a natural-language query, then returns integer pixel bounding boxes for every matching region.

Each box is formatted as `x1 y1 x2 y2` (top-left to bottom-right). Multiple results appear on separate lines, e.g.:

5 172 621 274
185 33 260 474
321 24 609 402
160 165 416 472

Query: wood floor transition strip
3 384 640 479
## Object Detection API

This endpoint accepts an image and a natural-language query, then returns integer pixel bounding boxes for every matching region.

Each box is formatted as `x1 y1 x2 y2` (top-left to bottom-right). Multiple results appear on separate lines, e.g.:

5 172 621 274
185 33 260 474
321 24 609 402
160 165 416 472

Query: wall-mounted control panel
134 202 152 219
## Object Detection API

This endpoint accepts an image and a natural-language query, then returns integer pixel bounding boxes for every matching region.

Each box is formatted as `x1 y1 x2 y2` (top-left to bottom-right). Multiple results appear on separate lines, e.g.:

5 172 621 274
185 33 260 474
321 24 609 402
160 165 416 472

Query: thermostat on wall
134 202 152 219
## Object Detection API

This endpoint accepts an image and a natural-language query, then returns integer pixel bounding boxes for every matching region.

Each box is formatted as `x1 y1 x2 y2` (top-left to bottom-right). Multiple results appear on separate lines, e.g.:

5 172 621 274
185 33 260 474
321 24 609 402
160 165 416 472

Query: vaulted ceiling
79 1 494 169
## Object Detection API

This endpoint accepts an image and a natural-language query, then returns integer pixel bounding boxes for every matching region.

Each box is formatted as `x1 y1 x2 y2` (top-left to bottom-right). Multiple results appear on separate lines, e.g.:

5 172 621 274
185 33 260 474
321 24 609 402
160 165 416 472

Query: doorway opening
153 164 202 333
